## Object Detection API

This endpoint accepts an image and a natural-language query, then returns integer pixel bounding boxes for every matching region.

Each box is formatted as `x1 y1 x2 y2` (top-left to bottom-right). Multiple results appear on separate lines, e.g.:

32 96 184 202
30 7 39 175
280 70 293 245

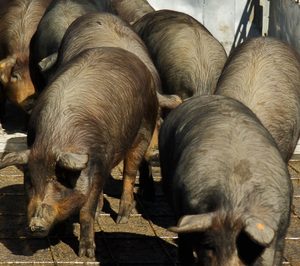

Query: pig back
56 12 161 92
216 37 300 162
133 10 227 99
29 47 158 163
32 0 114 65
0 0 51 55
159 95 291 221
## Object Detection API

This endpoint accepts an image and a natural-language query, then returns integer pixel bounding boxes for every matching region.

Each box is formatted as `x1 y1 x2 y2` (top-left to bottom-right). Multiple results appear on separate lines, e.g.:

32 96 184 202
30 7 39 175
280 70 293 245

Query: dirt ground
0 159 298 265
0 105 299 265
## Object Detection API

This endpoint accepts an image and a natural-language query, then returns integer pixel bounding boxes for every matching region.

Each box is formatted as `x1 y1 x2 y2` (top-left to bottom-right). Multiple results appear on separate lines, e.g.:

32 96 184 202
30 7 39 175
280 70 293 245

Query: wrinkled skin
216 37 300 162
0 0 52 113
159 95 292 265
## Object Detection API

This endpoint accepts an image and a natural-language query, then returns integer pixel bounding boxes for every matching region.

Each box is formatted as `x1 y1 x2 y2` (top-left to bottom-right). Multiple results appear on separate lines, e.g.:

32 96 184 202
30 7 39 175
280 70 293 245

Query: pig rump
38 12 182 109
133 9 227 99
111 0 155 25
216 37 300 162
0 47 158 257
30 0 115 92
159 95 292 265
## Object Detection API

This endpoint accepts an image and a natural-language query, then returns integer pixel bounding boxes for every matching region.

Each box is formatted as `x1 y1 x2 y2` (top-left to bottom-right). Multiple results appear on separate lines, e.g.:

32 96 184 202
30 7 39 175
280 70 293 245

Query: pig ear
0 150 30 169
156 92 182 109
57 152 89 171
38 53 58 72
244 217 275 246
0 56 16 84
169 213 214 233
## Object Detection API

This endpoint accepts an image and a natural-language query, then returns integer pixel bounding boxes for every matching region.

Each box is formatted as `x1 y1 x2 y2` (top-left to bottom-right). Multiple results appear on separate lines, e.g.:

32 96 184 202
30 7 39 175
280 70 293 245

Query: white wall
268 0 300 54
268 0 300 156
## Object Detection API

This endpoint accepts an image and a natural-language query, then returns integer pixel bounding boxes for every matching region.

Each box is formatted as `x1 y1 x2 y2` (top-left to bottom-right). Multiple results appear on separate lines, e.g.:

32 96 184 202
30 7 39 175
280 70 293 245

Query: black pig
216 37 300 162
133 9 227 99
159 95 292 265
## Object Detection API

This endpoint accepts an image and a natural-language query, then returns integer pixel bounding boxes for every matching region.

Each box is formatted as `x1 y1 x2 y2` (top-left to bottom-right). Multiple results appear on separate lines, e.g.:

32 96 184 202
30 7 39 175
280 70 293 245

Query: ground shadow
1 102 28 134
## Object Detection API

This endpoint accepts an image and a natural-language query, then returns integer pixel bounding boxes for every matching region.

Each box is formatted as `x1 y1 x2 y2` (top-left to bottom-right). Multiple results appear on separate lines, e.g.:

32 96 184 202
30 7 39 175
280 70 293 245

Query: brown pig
0 46 158 257
0 0 52 113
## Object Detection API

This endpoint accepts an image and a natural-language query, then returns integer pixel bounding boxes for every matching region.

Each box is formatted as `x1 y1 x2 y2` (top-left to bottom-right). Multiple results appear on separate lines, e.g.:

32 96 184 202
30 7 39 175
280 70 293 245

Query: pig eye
10 71 21 82
55 164 81 189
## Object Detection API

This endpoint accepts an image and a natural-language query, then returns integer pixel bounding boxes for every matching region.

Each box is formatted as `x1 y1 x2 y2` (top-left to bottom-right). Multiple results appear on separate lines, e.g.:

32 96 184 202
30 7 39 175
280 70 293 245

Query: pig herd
0 0 299 265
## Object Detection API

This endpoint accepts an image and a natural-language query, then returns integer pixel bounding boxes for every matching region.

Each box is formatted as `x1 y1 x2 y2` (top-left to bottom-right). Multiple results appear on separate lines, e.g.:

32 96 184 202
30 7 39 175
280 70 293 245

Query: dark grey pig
133 9 227 99
30 0 114 91
216 37 300 162
159 95 292 265
0 47 158 257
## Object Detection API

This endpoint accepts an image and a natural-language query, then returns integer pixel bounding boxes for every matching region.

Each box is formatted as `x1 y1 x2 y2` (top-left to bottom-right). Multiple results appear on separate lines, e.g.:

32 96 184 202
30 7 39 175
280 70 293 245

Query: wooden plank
0 132 27 153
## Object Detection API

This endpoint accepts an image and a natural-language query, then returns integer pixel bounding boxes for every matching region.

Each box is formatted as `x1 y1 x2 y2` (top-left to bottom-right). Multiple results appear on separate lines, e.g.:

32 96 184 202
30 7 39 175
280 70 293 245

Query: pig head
0 149 89 236
170 212 276 265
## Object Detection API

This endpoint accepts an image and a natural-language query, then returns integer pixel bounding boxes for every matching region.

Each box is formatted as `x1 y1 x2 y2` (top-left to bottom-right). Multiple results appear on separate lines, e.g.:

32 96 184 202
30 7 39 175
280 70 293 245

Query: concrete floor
0 160 299 265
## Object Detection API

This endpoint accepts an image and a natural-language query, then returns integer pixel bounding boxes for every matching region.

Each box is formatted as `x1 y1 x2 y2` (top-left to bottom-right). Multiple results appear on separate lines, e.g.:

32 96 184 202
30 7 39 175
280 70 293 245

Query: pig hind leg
138 118 161 201
117 126 153 224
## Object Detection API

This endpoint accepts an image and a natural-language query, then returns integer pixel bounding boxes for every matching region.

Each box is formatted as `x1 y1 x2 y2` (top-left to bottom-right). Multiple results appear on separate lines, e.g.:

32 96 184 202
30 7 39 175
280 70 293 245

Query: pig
215 37 300 162
159 95 292 265
37 12 182 197
111 0 155 25
133 9 227 99
0 0 52 114
30 0 114 92
0 46 159 257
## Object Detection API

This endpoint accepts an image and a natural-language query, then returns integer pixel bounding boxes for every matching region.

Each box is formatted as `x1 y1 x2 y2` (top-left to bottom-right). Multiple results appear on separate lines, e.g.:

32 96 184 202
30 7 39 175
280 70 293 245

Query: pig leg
139 158 155 201
138 118 161 201
95 192 104 218
79 171 105 258
117 128 152 224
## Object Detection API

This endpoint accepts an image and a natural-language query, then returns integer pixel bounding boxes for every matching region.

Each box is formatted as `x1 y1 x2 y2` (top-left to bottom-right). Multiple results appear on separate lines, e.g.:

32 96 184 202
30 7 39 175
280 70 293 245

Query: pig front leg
79 172 105 258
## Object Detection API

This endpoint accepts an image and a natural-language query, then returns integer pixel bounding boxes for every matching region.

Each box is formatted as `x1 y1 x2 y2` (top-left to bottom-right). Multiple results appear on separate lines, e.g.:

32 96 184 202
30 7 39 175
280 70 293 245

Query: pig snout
28 204 55 237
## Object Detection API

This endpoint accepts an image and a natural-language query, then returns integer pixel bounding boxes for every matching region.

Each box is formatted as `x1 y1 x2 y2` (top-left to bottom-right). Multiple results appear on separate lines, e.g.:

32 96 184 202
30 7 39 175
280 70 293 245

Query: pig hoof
79 241 95 258
116 200 136 224
116 214 129 224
